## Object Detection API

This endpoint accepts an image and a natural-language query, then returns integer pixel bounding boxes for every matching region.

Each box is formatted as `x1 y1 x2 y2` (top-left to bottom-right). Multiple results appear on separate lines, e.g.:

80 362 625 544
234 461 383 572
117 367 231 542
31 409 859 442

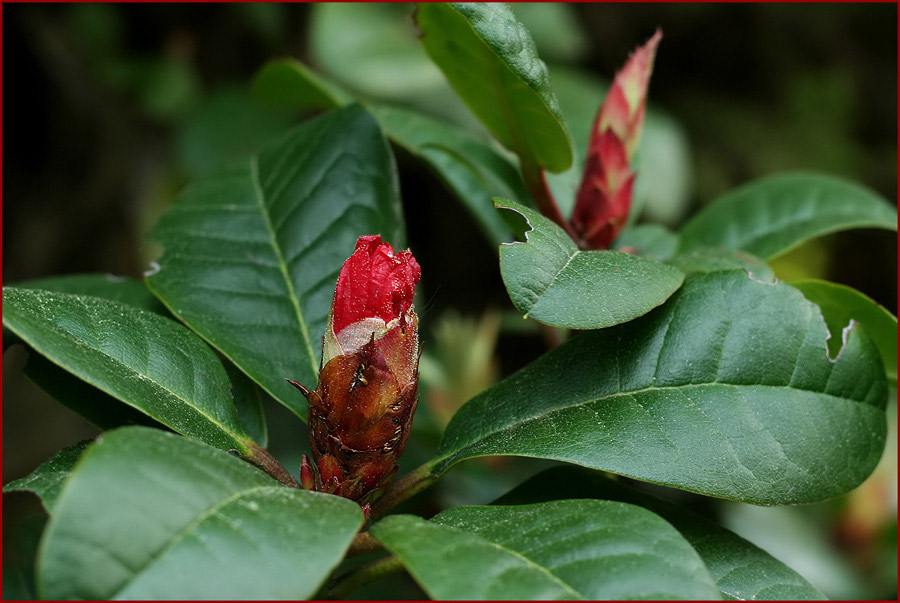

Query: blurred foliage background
3 4 897 599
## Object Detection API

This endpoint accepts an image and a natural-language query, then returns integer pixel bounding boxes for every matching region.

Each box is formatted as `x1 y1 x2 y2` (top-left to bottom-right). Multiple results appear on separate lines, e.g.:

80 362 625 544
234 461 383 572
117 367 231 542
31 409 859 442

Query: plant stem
347 532 382 557
539 323 564 349
369 461 437 520
328 556 404 599
245 444 299 488
520 157 580 242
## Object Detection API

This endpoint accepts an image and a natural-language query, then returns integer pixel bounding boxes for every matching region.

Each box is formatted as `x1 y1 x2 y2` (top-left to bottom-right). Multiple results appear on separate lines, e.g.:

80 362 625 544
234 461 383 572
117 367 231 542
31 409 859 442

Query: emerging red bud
289 235 421 503
572 30 661 250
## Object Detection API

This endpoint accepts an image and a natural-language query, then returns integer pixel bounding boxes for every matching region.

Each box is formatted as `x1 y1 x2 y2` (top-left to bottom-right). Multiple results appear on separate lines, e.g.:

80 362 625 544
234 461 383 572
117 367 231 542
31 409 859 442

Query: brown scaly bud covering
288 235 421 504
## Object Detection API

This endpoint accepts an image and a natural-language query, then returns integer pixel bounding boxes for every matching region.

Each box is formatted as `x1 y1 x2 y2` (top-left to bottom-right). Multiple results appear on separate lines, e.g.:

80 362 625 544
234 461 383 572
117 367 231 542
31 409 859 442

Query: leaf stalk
328 556 404 599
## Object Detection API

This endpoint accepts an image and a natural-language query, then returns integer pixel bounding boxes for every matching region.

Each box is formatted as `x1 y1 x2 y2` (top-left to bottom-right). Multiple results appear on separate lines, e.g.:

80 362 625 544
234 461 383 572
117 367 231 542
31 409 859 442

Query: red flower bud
288 235 421 503
572 30 661 250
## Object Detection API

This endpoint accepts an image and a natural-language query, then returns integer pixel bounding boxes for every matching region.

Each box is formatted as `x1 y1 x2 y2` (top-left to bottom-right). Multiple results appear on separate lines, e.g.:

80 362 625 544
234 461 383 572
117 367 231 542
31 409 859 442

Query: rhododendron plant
3 4 894 601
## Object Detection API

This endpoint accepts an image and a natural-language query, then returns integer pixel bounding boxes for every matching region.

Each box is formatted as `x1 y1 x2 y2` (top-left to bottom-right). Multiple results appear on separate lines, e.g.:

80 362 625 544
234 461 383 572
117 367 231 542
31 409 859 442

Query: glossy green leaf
497 199 684 329
225 362 268 447
250 56 524 246
13 308 247 438
2 515 46 600
670 248 775 283
372 500 720 600
175 88 296 179
38 427 364 600
4 441 91 513
372 514 576 600
252 58 351 111
510 4 588 63
614 224 680 262
12 275 175 430
373 104 526 245
431 270 887 504
497 467 826 601
678 172 897 260
416 2 572 173
792 279 897 387
22 352 161 430
2 287 251 453
147 104 404 419
629 110 694 228
310 3 444 103
309 3 479 129
16 273 166 314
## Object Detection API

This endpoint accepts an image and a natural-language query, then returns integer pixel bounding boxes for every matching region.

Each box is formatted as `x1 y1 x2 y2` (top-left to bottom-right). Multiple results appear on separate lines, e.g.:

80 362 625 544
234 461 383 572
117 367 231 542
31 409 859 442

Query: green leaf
614 224 680 262
372 515 576 600
496 466 827 601
791 279 897 388
22 353 160 430
252 58 351 111
175 88 297 179
4 441 91 513
15 273 166 314
225 362 268 447
371 500 720 600
2 287 251 453
11 275 177 429
496 199 684 329
250 56 524 246
310 3 445 103
147 104 404 419
38 427 364 600
2 515 47 600
669 248 775 283
372 104 526 245
678 172 897 260
416 2 572 173
510 4 588 63
431 270 887 504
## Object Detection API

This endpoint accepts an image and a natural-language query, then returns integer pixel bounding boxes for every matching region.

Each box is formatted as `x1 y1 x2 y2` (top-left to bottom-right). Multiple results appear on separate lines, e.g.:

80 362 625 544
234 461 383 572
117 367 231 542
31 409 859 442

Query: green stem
347 532 382 557
539 323 564 349
328 556 404 599
244 444 299 488
369 461 437 520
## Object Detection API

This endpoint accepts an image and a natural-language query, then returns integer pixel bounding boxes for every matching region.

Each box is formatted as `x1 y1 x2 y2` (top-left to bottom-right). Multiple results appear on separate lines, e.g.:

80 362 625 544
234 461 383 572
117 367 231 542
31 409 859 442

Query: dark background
3 4 897 599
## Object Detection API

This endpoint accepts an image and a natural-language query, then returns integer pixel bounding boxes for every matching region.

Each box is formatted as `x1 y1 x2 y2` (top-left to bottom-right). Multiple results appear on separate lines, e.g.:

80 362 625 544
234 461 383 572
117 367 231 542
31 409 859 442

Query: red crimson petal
332 235 421 334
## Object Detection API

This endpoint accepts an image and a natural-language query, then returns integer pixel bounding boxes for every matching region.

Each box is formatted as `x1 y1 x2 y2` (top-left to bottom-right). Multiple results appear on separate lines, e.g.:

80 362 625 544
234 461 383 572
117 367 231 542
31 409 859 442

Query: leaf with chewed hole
430 270 887 505
497 199 684 329
792 279 897 388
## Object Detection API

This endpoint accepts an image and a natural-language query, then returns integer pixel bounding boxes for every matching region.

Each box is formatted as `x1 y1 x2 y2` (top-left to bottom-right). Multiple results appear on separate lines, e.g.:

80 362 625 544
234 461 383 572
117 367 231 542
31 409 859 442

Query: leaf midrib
110 485 278 599
435 380 878 471
249 157 319 378
397 519 582 600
